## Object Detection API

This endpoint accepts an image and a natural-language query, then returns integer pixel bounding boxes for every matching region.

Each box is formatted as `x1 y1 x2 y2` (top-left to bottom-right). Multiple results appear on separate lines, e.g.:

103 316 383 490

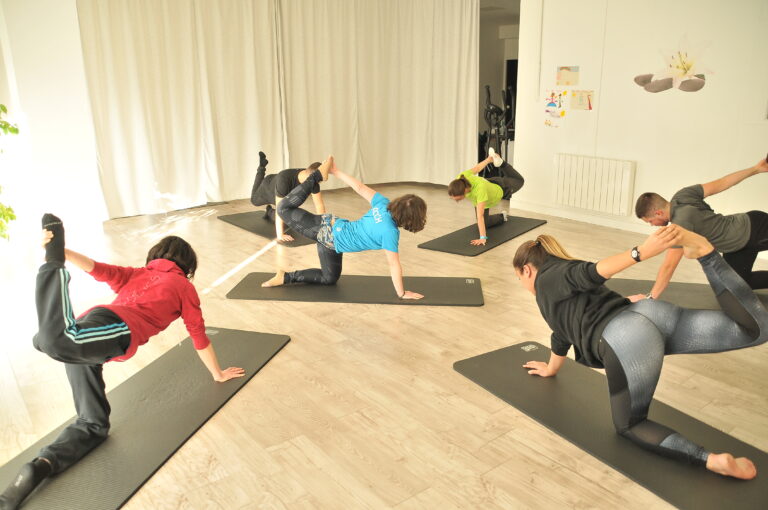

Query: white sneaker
489 147 503 167
502 210 508 222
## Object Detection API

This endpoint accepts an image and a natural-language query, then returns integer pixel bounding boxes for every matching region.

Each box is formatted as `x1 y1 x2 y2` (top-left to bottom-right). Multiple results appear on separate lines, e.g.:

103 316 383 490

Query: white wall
0 0 105 237
515 0 768 238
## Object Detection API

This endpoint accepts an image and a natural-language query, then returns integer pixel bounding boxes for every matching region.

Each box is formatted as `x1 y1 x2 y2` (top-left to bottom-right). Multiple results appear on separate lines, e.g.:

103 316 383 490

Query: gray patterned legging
277 170 343 285
600 250 767 465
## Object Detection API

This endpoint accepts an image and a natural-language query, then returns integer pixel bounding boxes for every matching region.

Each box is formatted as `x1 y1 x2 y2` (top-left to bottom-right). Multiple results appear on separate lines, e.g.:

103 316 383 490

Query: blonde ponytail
513 234 574 270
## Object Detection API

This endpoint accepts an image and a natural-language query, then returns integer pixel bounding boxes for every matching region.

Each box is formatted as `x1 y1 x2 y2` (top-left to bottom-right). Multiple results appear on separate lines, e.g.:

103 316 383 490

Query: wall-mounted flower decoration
633 37 712 93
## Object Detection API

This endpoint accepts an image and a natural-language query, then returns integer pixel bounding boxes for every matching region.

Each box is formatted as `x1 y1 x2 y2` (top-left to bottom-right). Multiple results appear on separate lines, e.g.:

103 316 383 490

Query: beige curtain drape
77 0 477 218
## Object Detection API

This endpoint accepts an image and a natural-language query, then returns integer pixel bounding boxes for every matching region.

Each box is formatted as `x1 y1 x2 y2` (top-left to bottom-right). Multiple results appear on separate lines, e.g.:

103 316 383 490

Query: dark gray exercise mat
606 278 768 309
417 216 547 256
454 342 768 510
0 328 290 510
218 211 315 246
227 272 484 306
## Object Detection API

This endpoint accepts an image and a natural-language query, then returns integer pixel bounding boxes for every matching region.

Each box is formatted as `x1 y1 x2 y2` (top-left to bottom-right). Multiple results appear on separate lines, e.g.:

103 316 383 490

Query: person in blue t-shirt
261 156 427 299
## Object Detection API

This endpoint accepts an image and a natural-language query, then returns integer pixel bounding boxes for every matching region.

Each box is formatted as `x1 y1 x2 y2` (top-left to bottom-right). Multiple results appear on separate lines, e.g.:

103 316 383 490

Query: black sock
0 459 50 509
263 204 276 222
259 151 269 168
42 213 65 264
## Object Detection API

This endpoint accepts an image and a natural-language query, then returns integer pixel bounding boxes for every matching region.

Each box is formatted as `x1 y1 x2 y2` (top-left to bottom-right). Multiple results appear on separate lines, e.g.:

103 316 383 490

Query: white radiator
554 153 636 216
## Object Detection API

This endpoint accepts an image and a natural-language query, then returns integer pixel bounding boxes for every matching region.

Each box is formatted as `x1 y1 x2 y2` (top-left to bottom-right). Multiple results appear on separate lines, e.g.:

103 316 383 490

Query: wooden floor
1 182 766 509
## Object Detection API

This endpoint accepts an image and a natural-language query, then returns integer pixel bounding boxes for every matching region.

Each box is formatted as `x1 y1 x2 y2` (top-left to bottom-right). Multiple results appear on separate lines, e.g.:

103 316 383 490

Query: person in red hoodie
0 214 244 510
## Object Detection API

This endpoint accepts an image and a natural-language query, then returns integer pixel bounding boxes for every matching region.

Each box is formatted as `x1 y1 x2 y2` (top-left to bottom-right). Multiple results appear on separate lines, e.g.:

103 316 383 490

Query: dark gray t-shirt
670 185 750 253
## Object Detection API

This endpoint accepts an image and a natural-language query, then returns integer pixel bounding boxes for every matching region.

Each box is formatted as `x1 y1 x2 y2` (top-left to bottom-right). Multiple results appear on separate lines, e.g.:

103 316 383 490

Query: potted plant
0 103 18 239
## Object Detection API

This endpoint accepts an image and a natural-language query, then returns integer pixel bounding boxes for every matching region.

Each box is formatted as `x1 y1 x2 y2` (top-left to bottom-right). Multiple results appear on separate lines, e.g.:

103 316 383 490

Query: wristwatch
630 246 641 262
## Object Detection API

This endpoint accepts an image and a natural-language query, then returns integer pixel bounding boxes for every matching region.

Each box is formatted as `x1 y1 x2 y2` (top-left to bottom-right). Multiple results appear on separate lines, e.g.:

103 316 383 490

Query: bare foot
706 453 757 480
318 156 333 181
674 225 715 259
261 270 286 287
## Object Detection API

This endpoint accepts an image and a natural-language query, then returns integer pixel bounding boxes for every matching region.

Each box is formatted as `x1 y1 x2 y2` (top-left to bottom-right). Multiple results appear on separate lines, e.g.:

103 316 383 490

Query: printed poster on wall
570 90 594 110
556 66 579 86
544 89 567 127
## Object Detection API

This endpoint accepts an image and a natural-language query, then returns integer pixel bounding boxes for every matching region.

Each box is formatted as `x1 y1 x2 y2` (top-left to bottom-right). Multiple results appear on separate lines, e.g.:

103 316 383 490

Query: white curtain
279 0 478 187
77 0 477 218
77 0 287 218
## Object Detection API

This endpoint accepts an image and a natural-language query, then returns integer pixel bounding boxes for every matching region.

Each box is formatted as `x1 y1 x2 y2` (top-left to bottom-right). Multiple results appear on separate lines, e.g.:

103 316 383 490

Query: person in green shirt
448 149 524 245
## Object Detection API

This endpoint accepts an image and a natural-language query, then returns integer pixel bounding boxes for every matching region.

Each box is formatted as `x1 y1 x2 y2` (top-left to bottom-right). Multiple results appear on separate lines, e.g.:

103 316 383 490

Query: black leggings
482 162 525 229
723 210 768 289
277 170 343 285
487 161 525 199
600 251 768 465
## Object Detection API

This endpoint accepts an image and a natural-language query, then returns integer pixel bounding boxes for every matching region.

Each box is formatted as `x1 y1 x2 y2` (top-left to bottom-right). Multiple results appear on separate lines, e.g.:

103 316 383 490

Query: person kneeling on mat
262 156 427 300
250 151 327 242
448 148 524 246
0 217 245 510
514 226 766 480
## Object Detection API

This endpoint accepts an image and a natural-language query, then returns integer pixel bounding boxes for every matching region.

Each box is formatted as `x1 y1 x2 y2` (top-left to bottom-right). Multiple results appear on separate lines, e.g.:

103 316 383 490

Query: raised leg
33 264 129 364
276 170 324 241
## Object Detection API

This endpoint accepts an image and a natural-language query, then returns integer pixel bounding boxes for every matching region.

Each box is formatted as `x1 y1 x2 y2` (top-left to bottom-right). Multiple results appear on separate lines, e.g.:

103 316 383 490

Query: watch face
631 248 640 260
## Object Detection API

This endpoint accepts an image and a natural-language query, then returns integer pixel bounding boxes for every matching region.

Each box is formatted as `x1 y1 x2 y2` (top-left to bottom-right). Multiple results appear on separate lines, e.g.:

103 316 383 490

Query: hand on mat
523 361 553 377
278 233 295 242
627 293 647 303
638 224 681 260
215 366 246 382
402 290 424 300
470 238 487 246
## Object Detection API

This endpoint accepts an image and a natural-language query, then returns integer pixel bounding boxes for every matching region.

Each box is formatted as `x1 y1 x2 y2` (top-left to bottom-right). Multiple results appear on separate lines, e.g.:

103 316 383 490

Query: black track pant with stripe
32 262 130 474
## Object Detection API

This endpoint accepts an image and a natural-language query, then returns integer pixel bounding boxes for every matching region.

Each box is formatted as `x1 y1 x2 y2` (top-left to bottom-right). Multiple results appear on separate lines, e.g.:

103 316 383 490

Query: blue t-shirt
332 193 400 253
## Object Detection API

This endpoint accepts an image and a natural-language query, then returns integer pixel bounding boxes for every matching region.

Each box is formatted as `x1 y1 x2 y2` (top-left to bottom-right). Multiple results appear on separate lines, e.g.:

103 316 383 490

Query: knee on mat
79 420 110 441
320 274 340 285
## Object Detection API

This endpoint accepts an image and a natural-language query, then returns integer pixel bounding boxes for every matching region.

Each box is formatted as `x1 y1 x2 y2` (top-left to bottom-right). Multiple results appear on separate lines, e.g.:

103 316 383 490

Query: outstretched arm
701 157 768 198
470 202 488 246
42 230 96 271
274 197 294 242
385 249 423 300
595 224 681 279
523 352 566 377
330 161 376 203
196 344 245 382
649 248 683 299
469 156 494 174
64 248 95 272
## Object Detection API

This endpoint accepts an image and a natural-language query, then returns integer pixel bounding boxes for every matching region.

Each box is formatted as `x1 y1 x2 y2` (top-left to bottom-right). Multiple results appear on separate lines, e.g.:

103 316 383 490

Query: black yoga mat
227 273 484 306
454 342 768 510
606 279 768 309
418 216 547 256
218 211 314 246
0 328 290 510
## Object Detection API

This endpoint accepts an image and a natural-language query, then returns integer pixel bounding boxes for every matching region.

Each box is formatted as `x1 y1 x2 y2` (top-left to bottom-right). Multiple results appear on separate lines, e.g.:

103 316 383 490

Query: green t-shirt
458 170 503 208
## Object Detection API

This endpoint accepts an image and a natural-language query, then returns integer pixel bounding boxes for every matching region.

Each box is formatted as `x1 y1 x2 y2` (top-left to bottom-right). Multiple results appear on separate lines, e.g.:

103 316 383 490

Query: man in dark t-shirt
250 152 326 242
633 155 768 298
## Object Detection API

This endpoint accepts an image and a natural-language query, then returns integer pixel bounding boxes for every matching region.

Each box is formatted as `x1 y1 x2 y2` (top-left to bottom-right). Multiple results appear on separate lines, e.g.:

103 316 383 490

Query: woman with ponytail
513 227 767 479
447 149 524 245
